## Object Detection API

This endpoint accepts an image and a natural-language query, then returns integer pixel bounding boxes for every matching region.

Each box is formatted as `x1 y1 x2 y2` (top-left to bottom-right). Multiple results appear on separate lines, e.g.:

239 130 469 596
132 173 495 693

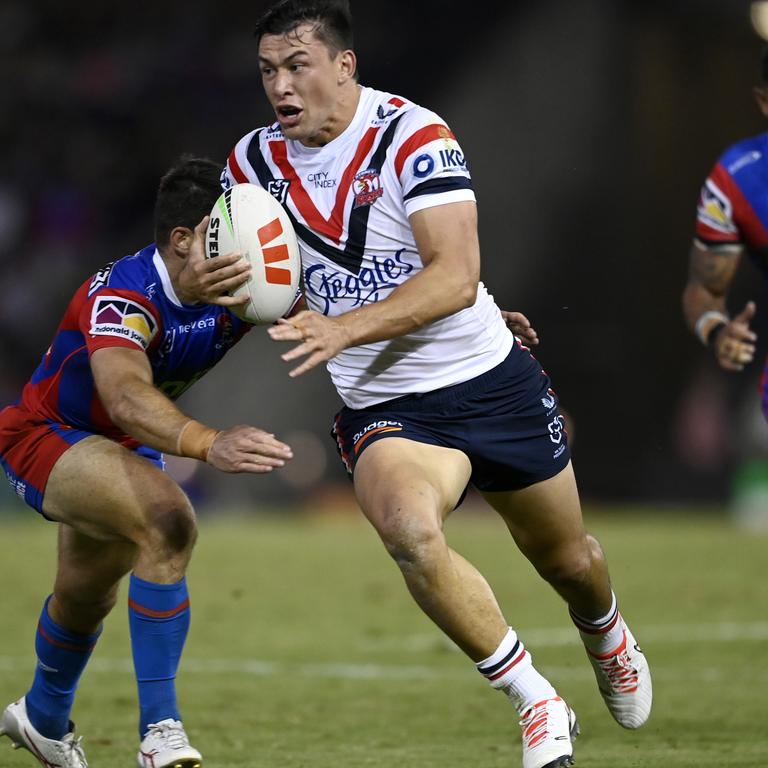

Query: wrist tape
176 420 220 462
694 310 729 347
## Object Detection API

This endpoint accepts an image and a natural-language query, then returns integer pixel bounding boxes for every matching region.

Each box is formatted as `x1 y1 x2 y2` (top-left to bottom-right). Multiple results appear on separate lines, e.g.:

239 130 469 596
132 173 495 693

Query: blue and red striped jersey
695 132 768 267
16 245 251 445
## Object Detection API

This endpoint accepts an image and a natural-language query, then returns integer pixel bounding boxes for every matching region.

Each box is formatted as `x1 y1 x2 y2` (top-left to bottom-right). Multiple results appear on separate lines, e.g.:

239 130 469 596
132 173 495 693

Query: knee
536 539 596 590
585 533 606 563
377 513 445 574
139 496 197 557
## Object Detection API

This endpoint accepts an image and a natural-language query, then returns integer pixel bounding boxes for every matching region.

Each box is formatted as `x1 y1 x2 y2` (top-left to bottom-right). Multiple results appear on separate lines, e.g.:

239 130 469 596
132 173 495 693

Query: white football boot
137 719 202 768
519 696 578 768
584 615 652 728
0 697 88 767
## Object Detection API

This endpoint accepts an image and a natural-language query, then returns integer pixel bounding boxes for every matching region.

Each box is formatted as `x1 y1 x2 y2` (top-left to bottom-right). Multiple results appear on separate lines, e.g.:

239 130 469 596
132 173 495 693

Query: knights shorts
0 405 163 518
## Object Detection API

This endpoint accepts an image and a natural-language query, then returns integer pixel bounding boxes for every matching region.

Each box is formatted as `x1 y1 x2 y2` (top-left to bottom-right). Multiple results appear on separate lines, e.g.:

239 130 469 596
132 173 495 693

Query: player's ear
338 49 356 84
169 226 194 258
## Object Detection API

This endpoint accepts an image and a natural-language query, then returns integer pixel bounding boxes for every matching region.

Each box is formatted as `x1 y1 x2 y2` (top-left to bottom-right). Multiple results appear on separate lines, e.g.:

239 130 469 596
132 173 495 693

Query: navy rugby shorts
331 341 571 492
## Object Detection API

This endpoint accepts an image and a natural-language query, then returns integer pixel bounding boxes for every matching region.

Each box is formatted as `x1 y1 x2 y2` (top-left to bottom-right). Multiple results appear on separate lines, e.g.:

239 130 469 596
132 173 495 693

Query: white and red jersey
224 85 512 408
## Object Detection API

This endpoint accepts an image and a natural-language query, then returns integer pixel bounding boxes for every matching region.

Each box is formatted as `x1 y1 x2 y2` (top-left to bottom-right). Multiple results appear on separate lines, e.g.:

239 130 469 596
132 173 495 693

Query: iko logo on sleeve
89 296 158 350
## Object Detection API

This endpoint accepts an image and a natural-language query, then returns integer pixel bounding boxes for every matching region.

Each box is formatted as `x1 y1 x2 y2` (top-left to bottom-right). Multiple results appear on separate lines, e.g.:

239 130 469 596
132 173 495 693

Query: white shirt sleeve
391 106 476 217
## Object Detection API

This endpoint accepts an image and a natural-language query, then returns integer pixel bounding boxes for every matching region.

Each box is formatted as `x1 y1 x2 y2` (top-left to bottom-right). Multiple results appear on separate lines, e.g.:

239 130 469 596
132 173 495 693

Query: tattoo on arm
689 246 741 296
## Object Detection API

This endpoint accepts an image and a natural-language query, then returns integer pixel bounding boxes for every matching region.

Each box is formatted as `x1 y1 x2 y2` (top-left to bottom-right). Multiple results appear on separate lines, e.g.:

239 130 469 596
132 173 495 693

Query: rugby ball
205 184 301 324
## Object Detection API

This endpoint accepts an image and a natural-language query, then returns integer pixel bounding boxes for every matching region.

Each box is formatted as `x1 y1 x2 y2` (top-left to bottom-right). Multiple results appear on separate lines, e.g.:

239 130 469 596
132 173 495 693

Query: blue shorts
331 343 571 493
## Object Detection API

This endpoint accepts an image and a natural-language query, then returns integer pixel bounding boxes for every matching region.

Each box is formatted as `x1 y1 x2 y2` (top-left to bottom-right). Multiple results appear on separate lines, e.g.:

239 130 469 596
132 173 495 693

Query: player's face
259 25 353 147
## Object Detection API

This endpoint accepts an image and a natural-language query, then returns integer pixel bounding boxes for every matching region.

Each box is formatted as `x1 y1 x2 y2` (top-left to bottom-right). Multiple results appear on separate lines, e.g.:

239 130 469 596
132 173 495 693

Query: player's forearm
684 243 742 339
103 379 214 459
337 260 477 346
682 279 728 337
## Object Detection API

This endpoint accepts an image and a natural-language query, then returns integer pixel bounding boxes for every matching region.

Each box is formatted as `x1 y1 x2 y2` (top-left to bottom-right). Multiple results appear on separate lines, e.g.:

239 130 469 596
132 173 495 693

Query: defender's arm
90 346 292 471
682 242 756 371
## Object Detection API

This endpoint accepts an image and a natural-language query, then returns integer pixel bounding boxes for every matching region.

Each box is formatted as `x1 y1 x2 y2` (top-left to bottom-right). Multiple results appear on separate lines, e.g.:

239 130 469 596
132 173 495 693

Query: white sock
476 628 558 713
570 591 625 655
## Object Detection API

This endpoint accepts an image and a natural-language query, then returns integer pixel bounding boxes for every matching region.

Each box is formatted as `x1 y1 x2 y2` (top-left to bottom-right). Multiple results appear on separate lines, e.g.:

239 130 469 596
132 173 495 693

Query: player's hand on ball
207 425 293 473
713 301 757 372
177 216 251 307
268 310 352 377
501 310 539 346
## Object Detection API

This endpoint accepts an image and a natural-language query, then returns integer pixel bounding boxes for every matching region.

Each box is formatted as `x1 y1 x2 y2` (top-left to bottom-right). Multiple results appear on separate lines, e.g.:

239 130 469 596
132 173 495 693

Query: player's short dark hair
154 156 222 247
254 0 354 57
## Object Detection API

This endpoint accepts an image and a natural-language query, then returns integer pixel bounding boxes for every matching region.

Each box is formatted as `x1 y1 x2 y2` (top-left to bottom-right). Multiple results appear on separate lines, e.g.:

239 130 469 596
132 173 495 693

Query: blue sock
25 596 101 740
128 574 190 737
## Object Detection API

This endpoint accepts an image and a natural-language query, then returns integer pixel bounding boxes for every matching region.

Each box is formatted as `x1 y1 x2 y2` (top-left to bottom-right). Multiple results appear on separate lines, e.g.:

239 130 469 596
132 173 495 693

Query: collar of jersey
290 84 371 156
152 249 183 308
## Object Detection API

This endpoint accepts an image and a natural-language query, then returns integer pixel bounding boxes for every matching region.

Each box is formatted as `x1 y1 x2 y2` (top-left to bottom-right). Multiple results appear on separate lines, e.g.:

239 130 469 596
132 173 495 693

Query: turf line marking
1 621 766 683
0 656 765 683
359 621 768 650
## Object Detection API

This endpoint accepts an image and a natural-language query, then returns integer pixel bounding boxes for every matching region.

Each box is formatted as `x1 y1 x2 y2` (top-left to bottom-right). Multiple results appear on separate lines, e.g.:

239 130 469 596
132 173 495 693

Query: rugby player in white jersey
186 2 652 766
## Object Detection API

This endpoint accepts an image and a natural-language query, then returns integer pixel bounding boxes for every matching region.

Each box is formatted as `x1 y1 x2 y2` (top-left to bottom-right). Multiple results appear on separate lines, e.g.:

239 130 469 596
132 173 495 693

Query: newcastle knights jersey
694 132 768 423
224 85 513 409
16 245 251 446
694 132 768 270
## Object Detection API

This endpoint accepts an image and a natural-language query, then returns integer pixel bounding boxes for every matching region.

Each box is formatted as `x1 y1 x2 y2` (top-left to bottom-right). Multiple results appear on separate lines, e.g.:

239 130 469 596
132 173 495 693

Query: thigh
0 408 103 516
354 437 472 534
482 461 588 563
43 435 189 543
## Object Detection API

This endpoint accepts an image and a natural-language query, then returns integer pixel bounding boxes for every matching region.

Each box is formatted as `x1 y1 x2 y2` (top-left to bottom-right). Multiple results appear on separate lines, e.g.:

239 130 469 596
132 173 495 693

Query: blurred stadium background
3 0 768 513
4 0 768 515
2 2 768 765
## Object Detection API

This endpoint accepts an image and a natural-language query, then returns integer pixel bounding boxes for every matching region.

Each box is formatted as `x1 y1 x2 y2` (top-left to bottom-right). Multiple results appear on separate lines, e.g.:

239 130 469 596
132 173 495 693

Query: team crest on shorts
353 169 383 208
548 415 565 444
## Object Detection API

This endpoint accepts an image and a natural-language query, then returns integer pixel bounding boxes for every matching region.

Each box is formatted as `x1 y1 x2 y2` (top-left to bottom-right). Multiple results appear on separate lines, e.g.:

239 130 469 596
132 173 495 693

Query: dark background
2 0 767 510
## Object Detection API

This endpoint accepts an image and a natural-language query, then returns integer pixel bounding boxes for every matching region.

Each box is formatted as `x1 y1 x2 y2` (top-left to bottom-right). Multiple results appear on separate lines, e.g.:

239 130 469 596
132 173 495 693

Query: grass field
0 505 766 767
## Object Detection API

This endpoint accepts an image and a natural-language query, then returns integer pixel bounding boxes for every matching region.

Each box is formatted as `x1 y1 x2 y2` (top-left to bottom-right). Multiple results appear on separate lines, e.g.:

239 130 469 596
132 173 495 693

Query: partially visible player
184 3 653 767
0 157 293 768
682 52 768 384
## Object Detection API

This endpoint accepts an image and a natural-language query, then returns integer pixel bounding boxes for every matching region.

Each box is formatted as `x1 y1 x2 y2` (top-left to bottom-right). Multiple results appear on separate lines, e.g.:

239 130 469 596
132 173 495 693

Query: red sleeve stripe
227 147 248 184
716 162 768 248
698 162 768 248
394 124 455 178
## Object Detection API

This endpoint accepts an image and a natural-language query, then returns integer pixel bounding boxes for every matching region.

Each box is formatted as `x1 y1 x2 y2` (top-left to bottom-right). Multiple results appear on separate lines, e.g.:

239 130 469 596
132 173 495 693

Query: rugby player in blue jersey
0 156 293 768
187 2 653 767
682 53 768 383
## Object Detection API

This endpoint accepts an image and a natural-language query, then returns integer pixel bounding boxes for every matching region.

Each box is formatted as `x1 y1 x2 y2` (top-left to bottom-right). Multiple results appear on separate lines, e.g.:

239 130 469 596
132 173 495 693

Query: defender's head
154 156 222 254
